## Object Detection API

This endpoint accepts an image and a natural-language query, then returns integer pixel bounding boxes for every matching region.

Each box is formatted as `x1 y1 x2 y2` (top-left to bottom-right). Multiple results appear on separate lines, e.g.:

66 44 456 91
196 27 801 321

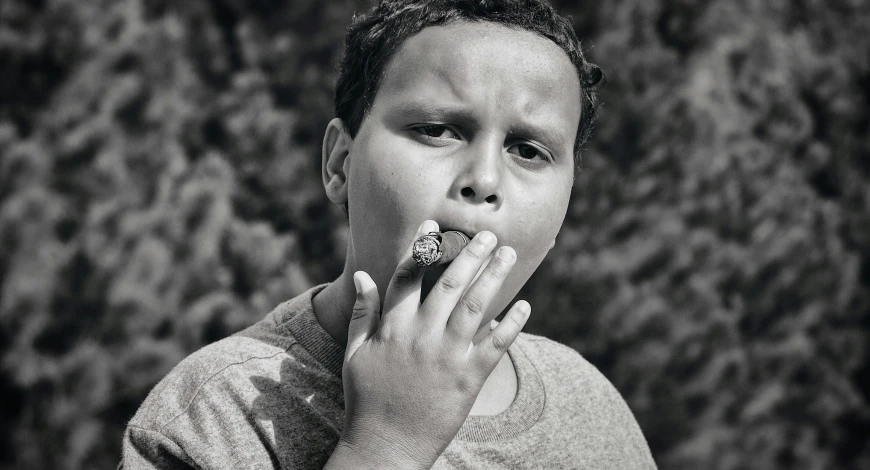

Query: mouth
435 224 473 236
418 224 497 302
437 226 479 251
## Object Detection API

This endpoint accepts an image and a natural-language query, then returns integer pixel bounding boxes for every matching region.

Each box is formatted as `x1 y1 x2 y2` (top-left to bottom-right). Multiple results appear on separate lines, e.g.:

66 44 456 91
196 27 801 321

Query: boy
122 0 657 468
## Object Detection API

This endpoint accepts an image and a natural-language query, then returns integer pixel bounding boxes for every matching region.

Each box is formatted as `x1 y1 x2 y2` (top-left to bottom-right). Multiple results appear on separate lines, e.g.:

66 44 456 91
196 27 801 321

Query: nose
453 142 503 206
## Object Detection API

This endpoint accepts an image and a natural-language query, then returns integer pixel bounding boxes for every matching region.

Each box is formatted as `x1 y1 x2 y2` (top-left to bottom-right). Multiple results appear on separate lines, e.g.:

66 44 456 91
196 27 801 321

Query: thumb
346 271 380 361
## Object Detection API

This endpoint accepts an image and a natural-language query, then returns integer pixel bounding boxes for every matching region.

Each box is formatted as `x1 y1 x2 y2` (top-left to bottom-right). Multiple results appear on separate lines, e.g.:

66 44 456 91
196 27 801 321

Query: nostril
485 195 497 204
461 187 475 198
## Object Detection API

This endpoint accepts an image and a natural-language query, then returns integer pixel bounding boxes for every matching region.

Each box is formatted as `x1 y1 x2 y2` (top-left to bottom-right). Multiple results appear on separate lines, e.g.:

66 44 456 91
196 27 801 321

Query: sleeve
612 397 658 469
121 425 198 470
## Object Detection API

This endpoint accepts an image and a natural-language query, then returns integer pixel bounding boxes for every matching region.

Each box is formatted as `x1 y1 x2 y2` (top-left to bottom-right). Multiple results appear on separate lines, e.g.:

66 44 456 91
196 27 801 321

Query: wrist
325 436 434 470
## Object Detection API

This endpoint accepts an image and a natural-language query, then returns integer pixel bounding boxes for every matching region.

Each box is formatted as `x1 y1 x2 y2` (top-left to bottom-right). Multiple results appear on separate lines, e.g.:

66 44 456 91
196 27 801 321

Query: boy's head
335 0 603 160
321 0 602 327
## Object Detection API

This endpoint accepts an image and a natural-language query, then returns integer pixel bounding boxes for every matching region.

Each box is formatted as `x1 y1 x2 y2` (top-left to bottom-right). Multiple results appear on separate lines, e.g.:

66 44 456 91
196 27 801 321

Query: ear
322 118 353 205
547 228 561 250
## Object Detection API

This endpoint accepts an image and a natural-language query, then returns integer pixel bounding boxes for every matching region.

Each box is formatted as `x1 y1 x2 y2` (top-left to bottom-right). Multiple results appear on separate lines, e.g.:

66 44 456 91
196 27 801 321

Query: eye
413 124 461 140
509 143 551 161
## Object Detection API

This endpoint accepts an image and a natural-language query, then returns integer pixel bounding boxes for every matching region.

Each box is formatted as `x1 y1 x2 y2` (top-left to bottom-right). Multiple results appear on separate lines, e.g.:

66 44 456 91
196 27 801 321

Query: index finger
380 220 439 333
418 231 497 328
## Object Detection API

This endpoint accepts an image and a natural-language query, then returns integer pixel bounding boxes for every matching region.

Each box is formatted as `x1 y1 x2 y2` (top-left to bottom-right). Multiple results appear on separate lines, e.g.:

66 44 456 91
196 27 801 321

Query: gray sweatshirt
121 284 657 469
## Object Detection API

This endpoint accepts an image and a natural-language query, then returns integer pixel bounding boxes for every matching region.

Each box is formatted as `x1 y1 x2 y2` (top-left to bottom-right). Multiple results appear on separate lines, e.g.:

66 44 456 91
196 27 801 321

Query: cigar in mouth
412 230 471 267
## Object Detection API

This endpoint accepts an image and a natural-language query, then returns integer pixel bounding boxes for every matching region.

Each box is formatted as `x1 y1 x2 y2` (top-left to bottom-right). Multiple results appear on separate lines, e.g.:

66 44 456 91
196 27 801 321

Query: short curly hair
334 0 604 161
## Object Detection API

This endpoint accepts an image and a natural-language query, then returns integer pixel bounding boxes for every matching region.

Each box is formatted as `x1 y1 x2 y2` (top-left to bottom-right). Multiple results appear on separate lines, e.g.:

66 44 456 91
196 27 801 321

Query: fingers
381 220 439 332
346 271 380 362
445 245 516 343
420 231 497 326
473 300 530 371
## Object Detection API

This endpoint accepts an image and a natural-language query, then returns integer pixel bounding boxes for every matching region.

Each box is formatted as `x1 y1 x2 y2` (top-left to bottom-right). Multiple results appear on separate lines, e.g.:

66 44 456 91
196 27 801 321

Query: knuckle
410 336 428 355
436 272 462 292
455 373 476 394
486 259 511 279
376 327 394 342
460 295 484 316
392 265 418 286
351 302 369 320
436 351 454 369
489 332 509 352
507 313 524 329
465 243 487 260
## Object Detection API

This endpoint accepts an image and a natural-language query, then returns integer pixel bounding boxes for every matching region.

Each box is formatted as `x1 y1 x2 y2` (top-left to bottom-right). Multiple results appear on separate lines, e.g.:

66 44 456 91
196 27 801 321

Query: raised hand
325 220 531 470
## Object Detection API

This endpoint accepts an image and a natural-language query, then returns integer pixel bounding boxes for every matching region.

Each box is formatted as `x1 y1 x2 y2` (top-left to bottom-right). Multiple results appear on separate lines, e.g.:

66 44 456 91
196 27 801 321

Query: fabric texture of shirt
121 284 657 469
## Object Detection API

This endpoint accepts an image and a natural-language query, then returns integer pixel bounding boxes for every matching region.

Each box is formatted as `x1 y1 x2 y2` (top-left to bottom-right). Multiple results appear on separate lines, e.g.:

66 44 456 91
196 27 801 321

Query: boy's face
331 21 581 323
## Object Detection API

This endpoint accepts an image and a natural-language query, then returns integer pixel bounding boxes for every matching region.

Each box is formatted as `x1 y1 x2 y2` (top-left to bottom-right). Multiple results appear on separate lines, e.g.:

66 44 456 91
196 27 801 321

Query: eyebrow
508 122 570 153
393 103 571 152
393 103 477 125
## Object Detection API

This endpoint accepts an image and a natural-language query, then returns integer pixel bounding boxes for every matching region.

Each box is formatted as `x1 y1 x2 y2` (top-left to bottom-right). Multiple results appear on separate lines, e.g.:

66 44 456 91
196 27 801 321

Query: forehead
375 21 582 145
382 21 579 90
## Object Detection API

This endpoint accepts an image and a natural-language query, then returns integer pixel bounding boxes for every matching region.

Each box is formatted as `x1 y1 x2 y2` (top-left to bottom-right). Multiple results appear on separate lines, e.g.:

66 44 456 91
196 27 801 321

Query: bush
1 0 867 468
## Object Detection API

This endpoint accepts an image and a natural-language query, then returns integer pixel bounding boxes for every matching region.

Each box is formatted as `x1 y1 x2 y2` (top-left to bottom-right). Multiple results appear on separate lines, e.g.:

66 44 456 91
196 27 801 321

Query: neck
311 270 356 346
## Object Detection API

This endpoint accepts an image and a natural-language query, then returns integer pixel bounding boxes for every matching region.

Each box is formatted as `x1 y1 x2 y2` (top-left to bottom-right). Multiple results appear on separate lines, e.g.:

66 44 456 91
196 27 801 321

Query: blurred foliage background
1 0 868 468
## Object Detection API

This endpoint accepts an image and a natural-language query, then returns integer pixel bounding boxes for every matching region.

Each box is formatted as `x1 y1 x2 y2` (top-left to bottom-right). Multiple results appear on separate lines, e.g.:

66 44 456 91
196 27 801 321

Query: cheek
347 135 441 269
512 184 570 254
499 182 571 293
353 142 429 228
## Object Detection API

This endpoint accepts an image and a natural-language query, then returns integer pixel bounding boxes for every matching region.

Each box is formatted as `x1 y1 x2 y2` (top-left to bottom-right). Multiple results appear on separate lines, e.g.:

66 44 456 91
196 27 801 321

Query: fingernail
496 246 516 263
518 300 531 317
490 319 499 330
420 220 437 234
478 231 495 246
352 272 362 295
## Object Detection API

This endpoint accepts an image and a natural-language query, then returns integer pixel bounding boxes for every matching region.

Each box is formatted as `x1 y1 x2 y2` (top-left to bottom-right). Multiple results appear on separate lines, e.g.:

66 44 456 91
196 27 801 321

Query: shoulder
517 331 628 408
128 288 330 432
122 326 340 469
123 286 345 468
516 332 657 467
516 332 606 387
128 331 291 432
